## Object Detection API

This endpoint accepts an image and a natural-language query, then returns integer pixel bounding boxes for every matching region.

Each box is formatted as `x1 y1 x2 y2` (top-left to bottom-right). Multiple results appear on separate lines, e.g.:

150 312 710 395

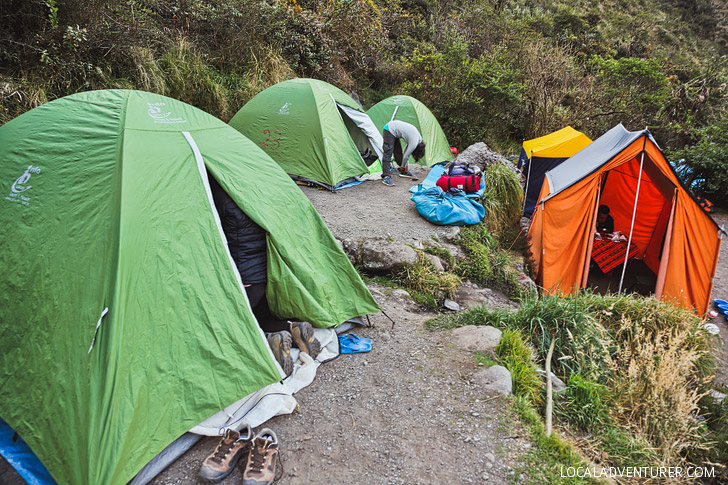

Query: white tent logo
146 102 187 124
279 103 291 115
6 165 40 206
147 103 171 120
11 165 40 193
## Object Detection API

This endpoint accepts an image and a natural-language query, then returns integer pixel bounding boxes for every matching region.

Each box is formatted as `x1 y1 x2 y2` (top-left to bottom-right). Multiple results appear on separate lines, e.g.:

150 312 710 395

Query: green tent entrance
0 90 379 484
367 95 454 167
229 78 384 189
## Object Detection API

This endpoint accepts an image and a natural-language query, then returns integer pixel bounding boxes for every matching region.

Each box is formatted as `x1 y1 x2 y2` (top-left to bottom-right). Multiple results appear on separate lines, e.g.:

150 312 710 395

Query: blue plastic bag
410 186 485 225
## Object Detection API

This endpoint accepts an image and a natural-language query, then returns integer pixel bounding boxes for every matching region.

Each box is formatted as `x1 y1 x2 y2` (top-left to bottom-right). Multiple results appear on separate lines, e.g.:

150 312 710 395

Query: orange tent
528 124 722 314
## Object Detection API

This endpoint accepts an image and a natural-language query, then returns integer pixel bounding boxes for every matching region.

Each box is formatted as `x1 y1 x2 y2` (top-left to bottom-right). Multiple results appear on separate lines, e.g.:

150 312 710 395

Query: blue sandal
338 334 372 354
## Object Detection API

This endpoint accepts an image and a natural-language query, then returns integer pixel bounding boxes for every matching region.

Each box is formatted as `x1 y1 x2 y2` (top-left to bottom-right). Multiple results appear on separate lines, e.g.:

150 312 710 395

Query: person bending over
209 173 320 377
597 204 614 234
381 120 426 187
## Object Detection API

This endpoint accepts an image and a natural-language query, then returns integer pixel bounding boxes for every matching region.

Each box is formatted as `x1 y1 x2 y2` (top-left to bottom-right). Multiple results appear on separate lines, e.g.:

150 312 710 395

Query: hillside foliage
2 0 728 198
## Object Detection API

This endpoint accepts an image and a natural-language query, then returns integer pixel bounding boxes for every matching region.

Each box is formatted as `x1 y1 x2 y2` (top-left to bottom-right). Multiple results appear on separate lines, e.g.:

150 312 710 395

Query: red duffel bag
436 174 481 193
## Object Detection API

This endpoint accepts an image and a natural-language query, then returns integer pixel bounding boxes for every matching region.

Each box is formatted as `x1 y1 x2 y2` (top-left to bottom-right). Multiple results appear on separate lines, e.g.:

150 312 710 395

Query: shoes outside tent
241 428 281 485
198 425 253 483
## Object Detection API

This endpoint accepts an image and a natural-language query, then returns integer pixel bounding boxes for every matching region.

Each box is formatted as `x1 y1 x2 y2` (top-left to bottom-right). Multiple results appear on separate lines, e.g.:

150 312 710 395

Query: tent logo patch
6 165 40 206
278 103 291 115
146 102 187 124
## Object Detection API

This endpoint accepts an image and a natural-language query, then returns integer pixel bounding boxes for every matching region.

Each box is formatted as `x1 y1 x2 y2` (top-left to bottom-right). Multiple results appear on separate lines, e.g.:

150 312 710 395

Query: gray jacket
384 120 422 163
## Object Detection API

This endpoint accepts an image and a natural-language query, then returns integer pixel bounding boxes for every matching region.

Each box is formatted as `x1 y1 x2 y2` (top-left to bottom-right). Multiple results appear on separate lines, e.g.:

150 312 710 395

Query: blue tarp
410 186 485 225
0 418 55 485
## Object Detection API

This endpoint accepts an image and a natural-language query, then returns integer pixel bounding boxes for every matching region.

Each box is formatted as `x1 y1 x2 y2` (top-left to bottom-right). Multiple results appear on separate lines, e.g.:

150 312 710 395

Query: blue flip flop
339 334 372 354
714 299 728 306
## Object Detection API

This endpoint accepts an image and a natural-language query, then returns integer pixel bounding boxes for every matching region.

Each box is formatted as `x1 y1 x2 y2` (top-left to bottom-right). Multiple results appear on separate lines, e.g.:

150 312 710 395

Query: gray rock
453 285 497 310
455 142 521 177
339 238 361 265
443 227 461 241
427 241 465 260
473 365 512 396
391 289 411 299
426 253 445 272
710 389 726 403
516 272 536 291
451 325 502 353
536 369 567 392
443 299 460 311
360 238 418 272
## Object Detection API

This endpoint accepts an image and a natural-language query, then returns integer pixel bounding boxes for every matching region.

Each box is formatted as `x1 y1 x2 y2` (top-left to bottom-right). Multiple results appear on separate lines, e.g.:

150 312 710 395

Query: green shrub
496 329 541 405
556 374 612 431
392 251 461 308
483 163 524 225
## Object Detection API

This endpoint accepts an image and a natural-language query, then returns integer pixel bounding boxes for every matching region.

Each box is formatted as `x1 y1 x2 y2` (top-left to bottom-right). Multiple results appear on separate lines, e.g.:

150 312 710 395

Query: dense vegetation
2 1 727 200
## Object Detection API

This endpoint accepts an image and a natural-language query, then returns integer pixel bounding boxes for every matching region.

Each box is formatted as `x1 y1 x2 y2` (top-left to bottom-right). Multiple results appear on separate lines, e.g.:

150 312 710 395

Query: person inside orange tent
596 204 614 235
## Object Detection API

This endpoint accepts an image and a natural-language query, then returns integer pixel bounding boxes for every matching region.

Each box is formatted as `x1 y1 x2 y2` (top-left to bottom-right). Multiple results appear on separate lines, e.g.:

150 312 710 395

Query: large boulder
360 238 418 272
451 325 502 353
455 142 521 177
473 365 512 396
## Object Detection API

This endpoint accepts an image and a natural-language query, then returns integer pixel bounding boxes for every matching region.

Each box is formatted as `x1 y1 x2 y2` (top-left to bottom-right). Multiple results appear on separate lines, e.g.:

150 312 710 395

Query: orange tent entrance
528 124 722 314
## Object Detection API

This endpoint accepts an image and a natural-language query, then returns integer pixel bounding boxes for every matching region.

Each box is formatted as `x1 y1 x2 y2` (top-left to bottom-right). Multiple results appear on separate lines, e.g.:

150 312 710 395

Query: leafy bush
669 117 728 204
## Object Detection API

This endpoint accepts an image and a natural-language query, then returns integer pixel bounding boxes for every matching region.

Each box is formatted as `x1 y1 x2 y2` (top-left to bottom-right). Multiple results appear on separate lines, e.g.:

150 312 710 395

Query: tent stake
380 310 396 329
618 140 647 294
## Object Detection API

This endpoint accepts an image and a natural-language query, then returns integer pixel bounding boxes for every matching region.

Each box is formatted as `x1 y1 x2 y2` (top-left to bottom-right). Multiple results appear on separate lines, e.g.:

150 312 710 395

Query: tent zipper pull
88 307 109 354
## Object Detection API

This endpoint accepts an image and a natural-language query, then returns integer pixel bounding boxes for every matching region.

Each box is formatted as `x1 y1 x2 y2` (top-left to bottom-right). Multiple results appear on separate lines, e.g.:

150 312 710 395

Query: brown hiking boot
241 428 280 485
198 425 252 483
289 321 321 360
267 331 294 377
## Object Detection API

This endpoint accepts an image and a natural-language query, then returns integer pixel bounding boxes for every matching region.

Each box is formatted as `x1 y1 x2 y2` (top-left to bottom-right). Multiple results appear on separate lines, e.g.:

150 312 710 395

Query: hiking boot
397 168 418 180
382 175 395 186
289 321 321 360
241 428 280 485
267 331 294 377
198 425 252 483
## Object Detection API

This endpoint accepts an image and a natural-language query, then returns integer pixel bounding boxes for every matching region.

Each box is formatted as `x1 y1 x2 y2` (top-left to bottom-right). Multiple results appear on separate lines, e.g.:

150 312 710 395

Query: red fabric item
450 146 458 154
591 239 640 273
436 174 480 193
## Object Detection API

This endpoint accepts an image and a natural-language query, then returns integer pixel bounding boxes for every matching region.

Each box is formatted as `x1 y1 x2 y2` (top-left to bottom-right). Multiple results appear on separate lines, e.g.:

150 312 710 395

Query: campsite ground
3 167 727 484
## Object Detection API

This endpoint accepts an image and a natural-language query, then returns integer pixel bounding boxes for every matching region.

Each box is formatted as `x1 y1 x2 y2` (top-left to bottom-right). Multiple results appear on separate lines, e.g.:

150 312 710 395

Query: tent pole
618 141 647 293
522 149 533 213
390 106 399 122
581 174 602 288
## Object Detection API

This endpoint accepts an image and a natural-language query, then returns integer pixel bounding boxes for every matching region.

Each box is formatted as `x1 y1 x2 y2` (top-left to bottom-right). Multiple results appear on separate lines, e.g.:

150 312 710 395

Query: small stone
473 365 512 395
711 389 726 403
444 299 460 311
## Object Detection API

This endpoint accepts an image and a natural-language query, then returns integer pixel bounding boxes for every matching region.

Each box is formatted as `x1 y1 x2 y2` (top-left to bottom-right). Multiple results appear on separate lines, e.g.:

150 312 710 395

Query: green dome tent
0 90 379 484
229 78 384 190
367 95 454 167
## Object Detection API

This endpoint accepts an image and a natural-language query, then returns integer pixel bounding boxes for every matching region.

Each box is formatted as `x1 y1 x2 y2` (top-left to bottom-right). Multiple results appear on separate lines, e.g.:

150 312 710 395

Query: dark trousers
381 129 404 175
244 283 289 333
